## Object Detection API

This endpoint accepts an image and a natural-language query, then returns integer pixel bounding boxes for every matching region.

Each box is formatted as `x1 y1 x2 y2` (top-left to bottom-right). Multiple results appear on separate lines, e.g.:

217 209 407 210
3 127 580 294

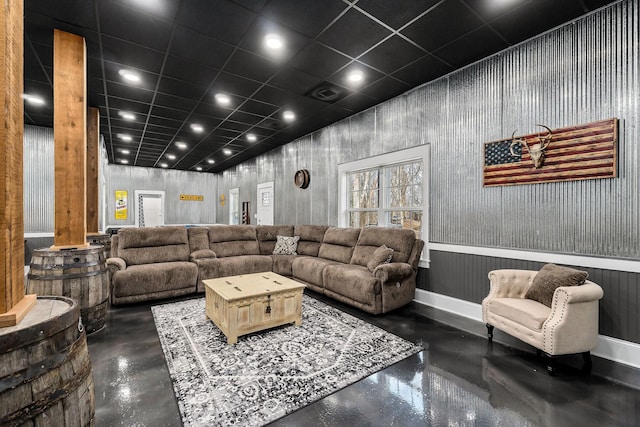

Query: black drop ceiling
23 0 617 173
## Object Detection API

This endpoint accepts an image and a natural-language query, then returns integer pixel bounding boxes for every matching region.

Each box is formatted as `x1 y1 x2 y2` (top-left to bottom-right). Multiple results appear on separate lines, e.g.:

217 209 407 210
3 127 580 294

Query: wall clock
294 169 310 189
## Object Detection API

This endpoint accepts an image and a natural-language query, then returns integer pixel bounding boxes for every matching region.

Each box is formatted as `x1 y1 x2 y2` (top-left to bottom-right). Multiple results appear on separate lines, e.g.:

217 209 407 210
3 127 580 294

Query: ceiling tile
223 50 281 83
358 36 425 74
211 72 264 98
97 1 174 51
238 16 312 62
433 26 510 69
169 26 235 70
100 35 166 72
268 66 324 96
175 0 257 45
401 0 486 53
356 0 441 29
261 0 348 38
359 76 412 101
317 8 392 58
288 42 352 80
391 54 453 87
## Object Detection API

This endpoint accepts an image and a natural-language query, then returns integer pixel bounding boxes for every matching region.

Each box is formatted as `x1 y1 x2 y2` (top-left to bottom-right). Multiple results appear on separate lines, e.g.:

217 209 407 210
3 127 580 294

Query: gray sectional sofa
106 224 424 314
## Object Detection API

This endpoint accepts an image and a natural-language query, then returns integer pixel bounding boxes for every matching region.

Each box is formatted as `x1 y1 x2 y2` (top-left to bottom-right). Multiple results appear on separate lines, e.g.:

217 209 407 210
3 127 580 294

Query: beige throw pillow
525 263 588 307
367 245 394 272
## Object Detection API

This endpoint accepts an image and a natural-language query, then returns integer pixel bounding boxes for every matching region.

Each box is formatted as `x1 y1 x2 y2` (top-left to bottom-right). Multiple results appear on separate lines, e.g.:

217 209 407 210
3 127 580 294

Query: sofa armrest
542 282 604 354
487 269 537 300
106 257 126 275
553 281 604 304
373 262 413 282
190 249 217 261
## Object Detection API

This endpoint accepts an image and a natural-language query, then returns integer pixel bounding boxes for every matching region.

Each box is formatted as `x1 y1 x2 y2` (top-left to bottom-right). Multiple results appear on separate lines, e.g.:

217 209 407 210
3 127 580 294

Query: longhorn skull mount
509 124 553 168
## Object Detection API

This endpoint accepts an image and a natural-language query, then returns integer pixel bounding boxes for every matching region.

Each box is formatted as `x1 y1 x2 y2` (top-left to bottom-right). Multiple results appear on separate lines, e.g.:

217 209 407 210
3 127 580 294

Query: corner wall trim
428 243 640 273
414 289 640 370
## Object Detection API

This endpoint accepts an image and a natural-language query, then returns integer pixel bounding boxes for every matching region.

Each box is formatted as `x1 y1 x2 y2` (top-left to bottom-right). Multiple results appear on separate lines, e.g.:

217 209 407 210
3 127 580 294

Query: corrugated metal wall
217 0 639 259
104 164 218 227
23 125 54 232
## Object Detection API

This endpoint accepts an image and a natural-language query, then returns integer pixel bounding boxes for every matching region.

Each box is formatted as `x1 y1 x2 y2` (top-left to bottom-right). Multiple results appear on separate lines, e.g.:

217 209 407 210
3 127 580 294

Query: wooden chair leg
581 351 593 374
486 324 494 342
544 352 557 376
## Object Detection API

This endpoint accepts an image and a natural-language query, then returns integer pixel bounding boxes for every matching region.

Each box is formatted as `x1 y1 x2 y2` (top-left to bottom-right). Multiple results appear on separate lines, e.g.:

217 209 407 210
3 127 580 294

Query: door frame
134 190 165 227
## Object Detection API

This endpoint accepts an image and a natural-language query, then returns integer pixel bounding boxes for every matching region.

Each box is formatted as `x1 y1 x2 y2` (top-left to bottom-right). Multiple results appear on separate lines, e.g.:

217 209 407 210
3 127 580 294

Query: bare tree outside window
347 160 422 236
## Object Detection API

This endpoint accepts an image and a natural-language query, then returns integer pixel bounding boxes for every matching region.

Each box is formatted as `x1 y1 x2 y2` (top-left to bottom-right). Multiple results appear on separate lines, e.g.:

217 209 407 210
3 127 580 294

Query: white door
134 190 165 227
257 181 274 225
229 188 240 225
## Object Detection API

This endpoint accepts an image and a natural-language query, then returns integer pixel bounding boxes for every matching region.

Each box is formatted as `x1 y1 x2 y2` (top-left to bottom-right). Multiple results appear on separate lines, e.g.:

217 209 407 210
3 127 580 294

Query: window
339 146 429 265
347 160 423 236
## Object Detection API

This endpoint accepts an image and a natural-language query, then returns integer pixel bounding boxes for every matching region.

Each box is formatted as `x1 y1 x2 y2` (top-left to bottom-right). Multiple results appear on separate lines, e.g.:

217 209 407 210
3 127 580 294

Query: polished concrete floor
87 291 640 426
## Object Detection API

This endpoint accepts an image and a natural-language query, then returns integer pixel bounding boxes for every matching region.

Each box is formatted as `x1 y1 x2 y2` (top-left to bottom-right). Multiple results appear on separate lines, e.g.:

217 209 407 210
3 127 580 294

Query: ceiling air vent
305 81 349 104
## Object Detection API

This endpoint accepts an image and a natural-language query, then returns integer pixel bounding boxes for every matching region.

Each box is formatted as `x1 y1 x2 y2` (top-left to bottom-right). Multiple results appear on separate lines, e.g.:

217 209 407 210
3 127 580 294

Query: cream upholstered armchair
482 266 604 375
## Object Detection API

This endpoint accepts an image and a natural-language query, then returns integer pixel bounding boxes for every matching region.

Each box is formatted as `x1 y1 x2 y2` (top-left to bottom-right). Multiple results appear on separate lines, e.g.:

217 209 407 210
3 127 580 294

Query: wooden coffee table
203 272 305 344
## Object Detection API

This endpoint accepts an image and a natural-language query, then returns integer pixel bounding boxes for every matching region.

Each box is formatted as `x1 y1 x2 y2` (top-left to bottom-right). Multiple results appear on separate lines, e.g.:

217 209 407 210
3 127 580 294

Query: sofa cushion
187 227 209 252
525 264 588 307
256 225 294 254
487 297 551 331
195 255 273 287
190 249 216 260
294 225 329 256
270 254 296 276
209 225 260 257
323 264 381 306
367 245 394 272
292 256 341 287
111 261 197 298
117 226 190 265
351 226 416 266
273 235 299 255
317 227 361 263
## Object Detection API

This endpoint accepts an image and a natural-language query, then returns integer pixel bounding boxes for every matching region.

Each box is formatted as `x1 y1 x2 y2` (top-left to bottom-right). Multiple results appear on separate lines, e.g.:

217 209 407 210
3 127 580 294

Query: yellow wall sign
115 190 128 220
180 194 204 201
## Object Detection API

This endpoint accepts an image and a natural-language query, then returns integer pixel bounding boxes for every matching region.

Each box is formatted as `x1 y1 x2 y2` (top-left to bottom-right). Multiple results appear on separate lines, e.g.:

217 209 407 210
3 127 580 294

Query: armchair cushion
525 264 588 307
367 245 393 272
190 249 216 260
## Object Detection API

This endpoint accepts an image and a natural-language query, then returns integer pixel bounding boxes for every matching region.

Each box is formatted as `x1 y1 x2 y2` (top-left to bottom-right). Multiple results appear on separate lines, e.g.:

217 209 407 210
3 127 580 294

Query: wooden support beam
53 29 88 249
0 0 36 326
86 107 100 235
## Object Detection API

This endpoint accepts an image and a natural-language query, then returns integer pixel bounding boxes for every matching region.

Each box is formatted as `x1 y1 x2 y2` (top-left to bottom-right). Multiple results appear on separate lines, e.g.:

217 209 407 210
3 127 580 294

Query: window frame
338 145 430 267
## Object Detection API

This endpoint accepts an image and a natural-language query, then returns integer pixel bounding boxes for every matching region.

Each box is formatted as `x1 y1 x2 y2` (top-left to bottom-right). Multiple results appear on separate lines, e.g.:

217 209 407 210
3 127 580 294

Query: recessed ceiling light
264 33 283 50
215 93 231 105
207 159 215 164
283 110 295 122
166 154 176 160
191 123 203 133
120 149 130 154
160 163 168 168
118 111 135 121
246 133 257 142
119 134 132 142
196 166 203 171
118 69 141 83
347 69 364 83
22 94 45 105
120 159 129 164
175 141 187 149
223 149 232 155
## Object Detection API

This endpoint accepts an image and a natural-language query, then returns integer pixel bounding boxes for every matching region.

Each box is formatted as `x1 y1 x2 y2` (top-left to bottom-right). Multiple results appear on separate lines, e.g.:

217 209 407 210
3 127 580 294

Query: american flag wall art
483 118 618 187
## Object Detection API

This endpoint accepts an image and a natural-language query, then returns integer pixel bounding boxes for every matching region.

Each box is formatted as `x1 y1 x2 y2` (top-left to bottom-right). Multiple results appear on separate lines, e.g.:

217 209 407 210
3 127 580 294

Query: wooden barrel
87 233 112 258
27 246 109 334
0 296 95 426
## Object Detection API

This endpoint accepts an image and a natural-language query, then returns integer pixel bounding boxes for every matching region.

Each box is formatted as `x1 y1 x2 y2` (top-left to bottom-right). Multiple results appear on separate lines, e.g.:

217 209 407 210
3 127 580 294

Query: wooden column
0 0 36 327
86 107 100 235
53 29 88 249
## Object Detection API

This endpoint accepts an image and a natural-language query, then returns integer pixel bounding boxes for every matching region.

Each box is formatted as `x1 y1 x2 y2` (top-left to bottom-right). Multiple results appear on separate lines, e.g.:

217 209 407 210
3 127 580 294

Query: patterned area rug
152 295 422 426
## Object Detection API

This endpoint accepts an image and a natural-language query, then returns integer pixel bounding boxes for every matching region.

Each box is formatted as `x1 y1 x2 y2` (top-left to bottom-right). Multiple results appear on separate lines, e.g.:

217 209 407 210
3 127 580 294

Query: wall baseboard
414 289 640 370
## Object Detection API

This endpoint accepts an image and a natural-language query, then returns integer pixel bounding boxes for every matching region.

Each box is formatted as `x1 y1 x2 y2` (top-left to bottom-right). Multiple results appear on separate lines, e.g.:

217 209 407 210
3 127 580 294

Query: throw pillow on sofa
525 263 588 307
273 235 300 255
367 245 394 272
